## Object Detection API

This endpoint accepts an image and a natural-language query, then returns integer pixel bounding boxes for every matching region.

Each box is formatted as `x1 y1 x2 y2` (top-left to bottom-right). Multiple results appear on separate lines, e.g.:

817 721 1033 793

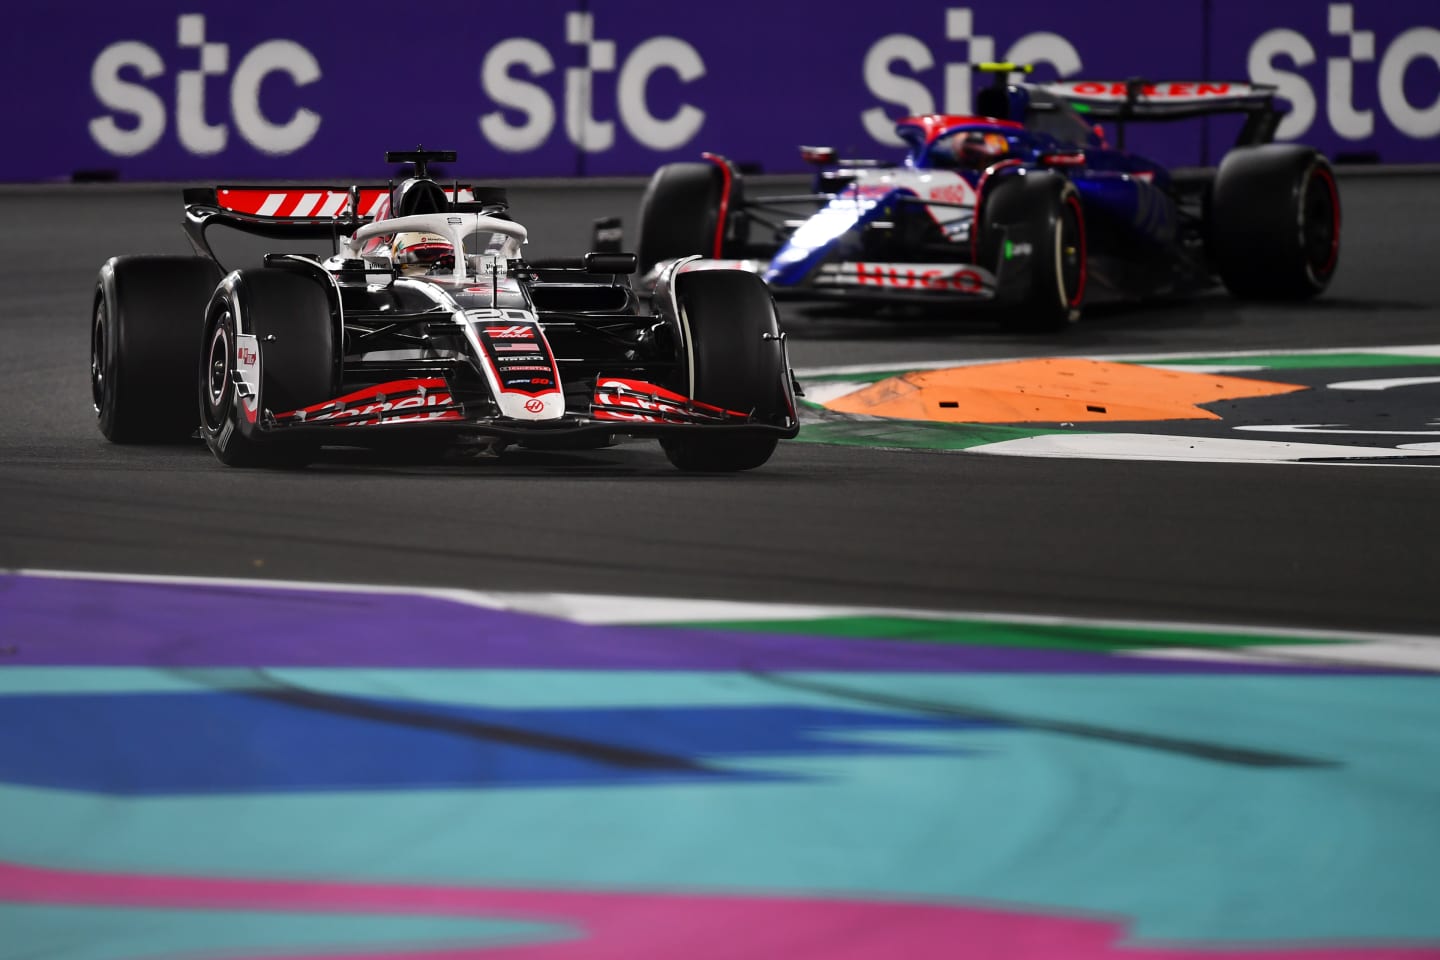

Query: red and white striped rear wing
183 186 477 222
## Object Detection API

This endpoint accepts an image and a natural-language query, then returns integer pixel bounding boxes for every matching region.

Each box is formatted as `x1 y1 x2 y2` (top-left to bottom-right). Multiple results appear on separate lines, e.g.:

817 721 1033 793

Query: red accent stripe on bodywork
701 153 733 259
970 159 1024 266
1312 164 1341 277
273 378 460 425
593 377 749 423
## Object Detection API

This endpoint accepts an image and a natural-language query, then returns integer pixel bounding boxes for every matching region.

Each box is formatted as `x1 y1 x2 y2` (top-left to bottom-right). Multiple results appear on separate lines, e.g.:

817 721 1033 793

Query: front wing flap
257 377 795 441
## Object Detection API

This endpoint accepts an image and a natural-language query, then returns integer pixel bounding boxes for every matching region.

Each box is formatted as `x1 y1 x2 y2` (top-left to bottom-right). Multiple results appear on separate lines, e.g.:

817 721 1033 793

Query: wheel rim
203 311 232 428
90 302 107 416
1301 164 1340 284
1058 194 1087 310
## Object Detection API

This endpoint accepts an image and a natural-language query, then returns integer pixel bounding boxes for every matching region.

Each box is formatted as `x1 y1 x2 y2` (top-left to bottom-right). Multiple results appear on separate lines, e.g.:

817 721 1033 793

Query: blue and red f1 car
636 64 1341 331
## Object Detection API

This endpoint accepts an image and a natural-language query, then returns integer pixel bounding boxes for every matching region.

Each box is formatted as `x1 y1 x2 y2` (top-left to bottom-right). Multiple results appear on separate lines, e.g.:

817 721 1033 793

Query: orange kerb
825 358 1305 423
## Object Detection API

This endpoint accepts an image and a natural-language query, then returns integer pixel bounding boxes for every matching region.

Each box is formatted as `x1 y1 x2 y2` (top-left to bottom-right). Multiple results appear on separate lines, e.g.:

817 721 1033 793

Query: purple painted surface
1 2 1433 182
0 574 1397 674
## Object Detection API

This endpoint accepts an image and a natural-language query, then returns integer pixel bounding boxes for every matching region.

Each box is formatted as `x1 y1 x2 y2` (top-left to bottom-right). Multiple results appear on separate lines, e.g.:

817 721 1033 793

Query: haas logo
523 398 545 413
484 325 534 339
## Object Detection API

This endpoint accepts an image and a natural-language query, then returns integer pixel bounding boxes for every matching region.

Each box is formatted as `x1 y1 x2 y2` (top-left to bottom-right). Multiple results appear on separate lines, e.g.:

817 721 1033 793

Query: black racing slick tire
660 270 790 473
976 172 1086 332
1210 145 1340 300
636 161 725 275
200 269 335 468
92 256 222 443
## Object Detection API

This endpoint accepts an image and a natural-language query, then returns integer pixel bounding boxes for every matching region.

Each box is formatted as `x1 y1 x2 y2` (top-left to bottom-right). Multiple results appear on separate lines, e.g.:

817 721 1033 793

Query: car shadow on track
298 446 799 480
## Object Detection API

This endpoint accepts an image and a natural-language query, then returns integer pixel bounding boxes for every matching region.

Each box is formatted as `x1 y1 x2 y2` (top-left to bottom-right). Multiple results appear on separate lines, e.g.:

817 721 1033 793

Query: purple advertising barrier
1210 2 1440 164
0 2 1434 182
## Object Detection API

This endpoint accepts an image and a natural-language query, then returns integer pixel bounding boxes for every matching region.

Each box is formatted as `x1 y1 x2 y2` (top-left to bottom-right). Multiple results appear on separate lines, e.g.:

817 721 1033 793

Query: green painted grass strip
1141 353 1440 370
796 419 1059 451
662 615 1341 652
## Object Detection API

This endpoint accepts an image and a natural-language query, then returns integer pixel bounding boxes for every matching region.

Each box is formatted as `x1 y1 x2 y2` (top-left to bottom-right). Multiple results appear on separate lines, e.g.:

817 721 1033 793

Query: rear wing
186 184 485 219
1037 79 1286 148
181 184 497 264
1041 80 1280 119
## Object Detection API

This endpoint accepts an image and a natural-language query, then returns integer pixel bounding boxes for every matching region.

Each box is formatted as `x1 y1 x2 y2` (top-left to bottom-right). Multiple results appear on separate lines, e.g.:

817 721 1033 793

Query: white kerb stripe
289 193 323 217
317 193 348 217
256 194 285 216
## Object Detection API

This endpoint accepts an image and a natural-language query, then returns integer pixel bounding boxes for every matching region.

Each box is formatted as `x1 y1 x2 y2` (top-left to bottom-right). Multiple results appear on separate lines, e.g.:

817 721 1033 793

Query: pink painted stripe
0 861 1434 960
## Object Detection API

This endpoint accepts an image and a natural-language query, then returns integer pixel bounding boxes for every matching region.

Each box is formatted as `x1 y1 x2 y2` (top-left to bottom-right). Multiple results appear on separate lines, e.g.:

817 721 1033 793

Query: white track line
13 569 1440 657
795 343 1440 379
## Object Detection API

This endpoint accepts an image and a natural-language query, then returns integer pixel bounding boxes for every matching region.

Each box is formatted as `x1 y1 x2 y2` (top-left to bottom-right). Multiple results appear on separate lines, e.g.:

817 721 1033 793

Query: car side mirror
584 252 638 274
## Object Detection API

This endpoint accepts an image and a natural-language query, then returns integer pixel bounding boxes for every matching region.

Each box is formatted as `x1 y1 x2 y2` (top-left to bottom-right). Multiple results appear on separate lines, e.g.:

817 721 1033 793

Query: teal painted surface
3 670 1437 944
0 904 569 960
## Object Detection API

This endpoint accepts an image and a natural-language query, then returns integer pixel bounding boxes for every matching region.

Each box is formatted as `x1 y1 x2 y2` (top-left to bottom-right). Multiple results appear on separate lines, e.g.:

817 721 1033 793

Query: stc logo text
90 14 321 157
1250 3 1440 140
861 4 1438 147
861 8 1083 146
480 12 705 152
89 12 707 160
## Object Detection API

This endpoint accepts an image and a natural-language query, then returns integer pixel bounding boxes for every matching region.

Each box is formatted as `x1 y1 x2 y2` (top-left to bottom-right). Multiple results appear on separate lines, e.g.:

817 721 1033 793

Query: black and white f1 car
91 149 798 471
635 64 1341 331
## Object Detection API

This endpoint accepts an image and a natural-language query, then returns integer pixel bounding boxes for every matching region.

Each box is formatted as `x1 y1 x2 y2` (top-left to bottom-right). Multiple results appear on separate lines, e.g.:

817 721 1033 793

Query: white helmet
391 231 455 274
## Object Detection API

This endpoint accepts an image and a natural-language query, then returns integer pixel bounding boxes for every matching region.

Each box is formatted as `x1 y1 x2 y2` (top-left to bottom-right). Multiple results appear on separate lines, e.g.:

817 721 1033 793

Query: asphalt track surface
1 174 1438 636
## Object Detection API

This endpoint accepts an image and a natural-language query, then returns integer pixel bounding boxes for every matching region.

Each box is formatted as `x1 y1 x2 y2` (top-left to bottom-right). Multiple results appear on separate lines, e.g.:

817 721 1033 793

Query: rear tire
636 162 725 275
976 173 1085 332
199 269 336 467
92 256 222 442
659 270 789 472
1210 145 1340 300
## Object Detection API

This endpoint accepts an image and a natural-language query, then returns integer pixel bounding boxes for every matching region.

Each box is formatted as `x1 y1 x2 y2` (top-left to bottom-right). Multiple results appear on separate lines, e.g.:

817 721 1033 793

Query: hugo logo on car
817 262 994 296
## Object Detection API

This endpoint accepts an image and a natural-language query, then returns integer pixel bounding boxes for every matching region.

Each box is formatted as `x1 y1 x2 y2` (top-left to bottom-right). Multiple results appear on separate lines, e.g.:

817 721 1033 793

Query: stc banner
2 1 1435 181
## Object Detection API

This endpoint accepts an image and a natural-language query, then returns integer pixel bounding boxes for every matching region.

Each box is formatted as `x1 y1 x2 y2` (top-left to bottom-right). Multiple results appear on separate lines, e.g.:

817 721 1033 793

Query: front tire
976 172 1086 332
199 269 336 467
1210 145 1340 300
636 161 725 275
659 270 789 472
92 256 222 442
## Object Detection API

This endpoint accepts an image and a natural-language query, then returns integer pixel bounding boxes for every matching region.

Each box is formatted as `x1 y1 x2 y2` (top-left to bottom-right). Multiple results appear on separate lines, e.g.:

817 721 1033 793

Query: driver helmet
391 231 455 274
946 130 1011 168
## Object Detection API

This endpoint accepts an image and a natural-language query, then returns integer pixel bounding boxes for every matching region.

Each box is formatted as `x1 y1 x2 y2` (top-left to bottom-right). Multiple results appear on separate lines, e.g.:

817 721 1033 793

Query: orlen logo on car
479 12 705 152
1250 3 1440 140
861 7 1082 146
90 14 322 158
